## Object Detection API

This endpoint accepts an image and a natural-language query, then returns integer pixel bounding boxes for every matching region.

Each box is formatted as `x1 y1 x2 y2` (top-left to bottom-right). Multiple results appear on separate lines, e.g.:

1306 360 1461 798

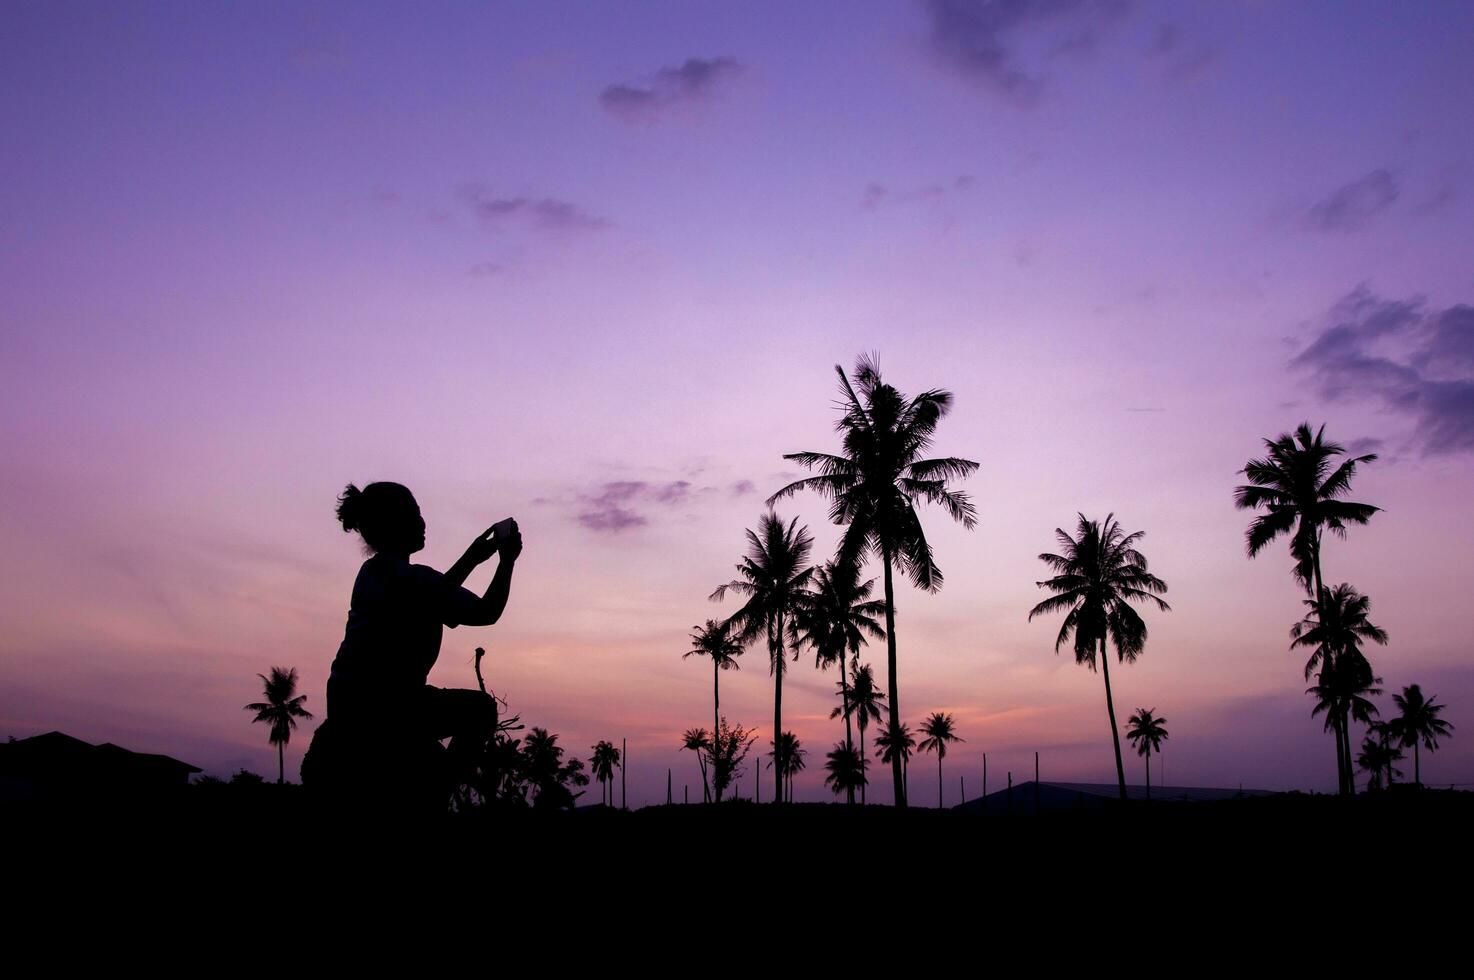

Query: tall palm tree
681 727 712 802
1388 684 1455 787
836 661 886 804
874 721 915 804
767 730 807 802
1124 708 1169 799
1028 514 1170 800
917 712 963 808
823 743 867 799
792 558 885 802
711 512 816 805
771 354 978 806
1235 422 1377 793
244 666 313 784
590 740 621 807
1291 583 1387 791
684 619 743 798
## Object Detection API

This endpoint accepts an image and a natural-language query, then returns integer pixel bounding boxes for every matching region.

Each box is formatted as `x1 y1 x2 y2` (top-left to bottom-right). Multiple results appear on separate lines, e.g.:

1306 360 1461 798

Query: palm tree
1235 422 1377 793
771 354 978 806
1028 514 1170 800
244 666 313 784
766 730 807 802
681 727 712 803
684 619 743 798
874 721 915 804
1367 720 1405 789
792 558 885 802
836 662 887 804
917 712 963 808
711 511 815 805
1291 583 1387 791
1124 708 1169 799
1356 731 1402 792
1388 684 1455 787
590 740 621 806
823 743 867 799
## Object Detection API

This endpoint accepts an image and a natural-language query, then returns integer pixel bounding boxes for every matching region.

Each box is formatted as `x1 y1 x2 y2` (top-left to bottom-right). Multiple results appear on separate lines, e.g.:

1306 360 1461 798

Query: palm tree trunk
278 742 284 785
1145 749 1151 800
840 657 855 804
1341 712 1355 793
772 613 784 805
713 659 722 803
859 719 868 805
1415 741 1421 787
1099 636 1127 800
1309 533 1351 797
937 756 943 809
881 546 905 808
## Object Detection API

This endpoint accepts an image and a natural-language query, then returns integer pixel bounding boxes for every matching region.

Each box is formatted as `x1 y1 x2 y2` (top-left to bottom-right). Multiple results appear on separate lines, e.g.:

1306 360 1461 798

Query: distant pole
667 768 672 805
983 753 987 815
1007 772 1013 815
621 738 627 811
960 775 965 807
1035 751 1040 816
684 785 689 805
756 765 760 803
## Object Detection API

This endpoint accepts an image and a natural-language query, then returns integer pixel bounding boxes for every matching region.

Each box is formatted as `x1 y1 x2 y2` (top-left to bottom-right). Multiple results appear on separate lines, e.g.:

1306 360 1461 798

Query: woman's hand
463 525 501 565
494 520 522 563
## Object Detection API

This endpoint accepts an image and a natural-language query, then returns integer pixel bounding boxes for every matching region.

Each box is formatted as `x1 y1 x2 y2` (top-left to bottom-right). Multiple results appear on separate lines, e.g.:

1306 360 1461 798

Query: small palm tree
770 354 978 807
791 558 885 803
823 743 867 799
684 620 743 798
1356 731 1403 792
874 721 915 804
244 666 313 784
766 730 807 802
590 740 621 806
917 711 964 808
1388 684 1455 787
1028 514 1170 800
1291 583 1387 790
711 512 816 805
681 727 712 802
1367 720 1405 789
836 662 887 804
1124 708 1169 799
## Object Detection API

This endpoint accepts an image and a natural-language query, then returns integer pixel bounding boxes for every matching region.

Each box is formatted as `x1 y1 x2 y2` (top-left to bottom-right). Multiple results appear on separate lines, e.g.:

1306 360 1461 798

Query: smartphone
491 517 517 539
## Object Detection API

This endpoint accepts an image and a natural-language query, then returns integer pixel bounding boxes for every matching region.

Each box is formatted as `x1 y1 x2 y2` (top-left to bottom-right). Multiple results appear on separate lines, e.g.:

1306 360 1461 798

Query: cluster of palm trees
679 360 1457 806
688 355 979 808
1236 423 1455 793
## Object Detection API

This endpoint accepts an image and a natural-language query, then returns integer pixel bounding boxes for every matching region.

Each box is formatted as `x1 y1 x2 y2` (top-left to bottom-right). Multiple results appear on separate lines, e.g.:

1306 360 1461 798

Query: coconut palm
1387 684 1455 787
244 666 313 784
835 662 887 804
1356 731 1403 792
681 727 712 803
917 712 964 808
770 355 978 807
684 619 743 798
1028 514 1170 800
1235 422 1377 793
792 558 885 802
766 730 807 802
711 512 816 805
1124 708 1169 799
823 743 867 799
1291 583 1388 791
874 721 915 804
590 740 621 807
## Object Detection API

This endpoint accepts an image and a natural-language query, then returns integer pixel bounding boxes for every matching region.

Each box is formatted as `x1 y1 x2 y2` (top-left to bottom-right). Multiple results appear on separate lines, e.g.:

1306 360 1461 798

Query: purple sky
3 1 1473 803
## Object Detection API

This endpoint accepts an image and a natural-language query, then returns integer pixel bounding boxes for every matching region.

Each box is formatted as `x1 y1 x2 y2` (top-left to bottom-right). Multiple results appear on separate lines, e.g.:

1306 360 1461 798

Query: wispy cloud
1305 169 1399 233
575 480 700 533
1291 286 1474 455
460 185 610 233
600 57 743 122
861 173 976 210
921 0 1130 107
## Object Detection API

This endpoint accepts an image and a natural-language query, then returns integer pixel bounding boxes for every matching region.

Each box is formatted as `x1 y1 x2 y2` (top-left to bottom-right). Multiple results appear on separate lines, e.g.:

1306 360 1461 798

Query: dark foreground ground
7 786 1471 957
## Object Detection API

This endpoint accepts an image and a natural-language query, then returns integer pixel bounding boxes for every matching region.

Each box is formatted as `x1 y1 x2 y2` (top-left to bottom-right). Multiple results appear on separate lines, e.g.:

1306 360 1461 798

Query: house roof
1 730 201 776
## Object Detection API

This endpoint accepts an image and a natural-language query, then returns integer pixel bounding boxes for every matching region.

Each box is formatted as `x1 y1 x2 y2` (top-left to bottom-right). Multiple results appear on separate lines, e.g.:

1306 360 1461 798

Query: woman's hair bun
335 483 363 532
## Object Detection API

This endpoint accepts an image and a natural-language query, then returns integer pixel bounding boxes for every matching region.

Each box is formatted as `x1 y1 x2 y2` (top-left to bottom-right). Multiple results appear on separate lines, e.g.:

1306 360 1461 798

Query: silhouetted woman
322 481 521 784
